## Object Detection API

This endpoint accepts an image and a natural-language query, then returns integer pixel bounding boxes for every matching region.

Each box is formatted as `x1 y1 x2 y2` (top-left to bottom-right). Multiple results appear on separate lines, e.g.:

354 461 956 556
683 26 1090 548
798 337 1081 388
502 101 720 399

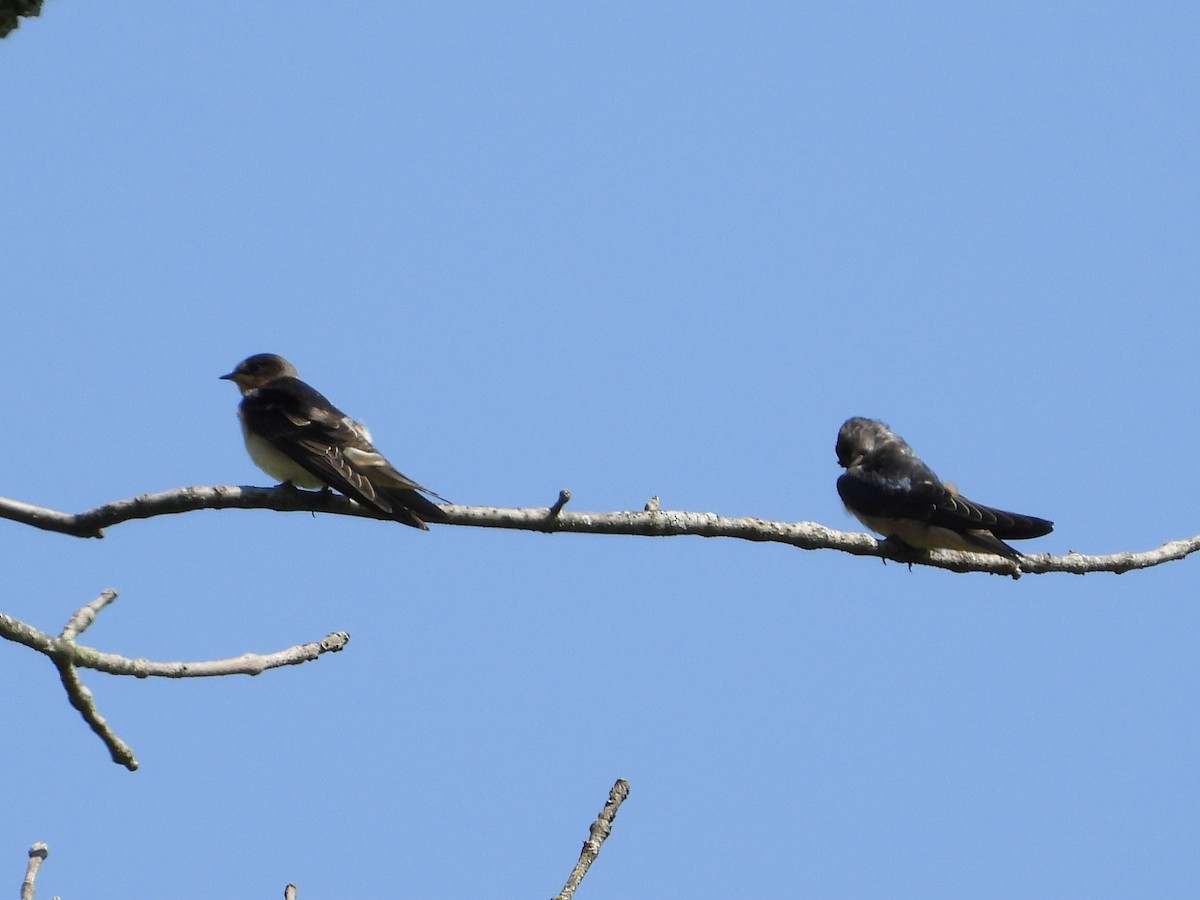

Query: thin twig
554 779 631 900
2 613 351 679
0 487 1193 576
60 588 118 641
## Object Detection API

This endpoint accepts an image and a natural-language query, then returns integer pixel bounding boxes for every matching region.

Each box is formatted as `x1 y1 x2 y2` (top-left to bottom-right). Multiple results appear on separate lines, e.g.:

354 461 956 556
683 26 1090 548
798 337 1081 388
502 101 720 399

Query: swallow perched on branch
221 353 447 530
835 417 1052 560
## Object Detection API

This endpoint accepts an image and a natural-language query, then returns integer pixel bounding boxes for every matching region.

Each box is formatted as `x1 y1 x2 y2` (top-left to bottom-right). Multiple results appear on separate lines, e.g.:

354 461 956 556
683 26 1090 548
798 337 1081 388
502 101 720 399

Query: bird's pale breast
239 414 326 489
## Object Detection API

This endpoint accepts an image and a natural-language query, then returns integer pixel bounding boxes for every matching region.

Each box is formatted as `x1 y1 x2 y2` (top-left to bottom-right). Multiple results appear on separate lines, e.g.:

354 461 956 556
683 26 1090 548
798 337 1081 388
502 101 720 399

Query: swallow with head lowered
835 417 1052 560
221 353 447 530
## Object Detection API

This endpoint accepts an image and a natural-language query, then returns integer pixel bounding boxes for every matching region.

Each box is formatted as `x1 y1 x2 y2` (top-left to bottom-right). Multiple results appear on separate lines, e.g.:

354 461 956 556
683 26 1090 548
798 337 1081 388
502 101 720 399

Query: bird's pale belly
853 511 987 554
242 428 326 489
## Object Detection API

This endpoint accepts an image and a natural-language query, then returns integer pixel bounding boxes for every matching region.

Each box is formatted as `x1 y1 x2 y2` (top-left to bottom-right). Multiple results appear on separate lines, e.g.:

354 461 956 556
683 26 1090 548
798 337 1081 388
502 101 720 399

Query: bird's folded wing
926 490 1053 539
243 390 395 516
839 474 1051 540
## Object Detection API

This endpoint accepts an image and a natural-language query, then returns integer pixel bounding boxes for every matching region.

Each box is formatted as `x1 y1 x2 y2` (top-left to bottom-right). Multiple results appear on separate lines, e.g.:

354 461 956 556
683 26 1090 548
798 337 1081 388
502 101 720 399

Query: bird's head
220 353 299 394
835 417 894 469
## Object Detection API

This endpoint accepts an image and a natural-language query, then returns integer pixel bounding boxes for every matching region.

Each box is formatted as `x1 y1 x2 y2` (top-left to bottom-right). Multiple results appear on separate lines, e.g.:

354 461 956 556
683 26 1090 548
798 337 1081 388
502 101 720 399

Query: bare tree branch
0 487 1194 577
1 591 351 770
20 843 48 900
554 779 631 900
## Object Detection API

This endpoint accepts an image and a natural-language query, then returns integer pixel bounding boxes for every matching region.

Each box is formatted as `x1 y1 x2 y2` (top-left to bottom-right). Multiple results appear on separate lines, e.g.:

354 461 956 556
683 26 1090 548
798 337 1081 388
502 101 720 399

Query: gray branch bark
0 486 1194 577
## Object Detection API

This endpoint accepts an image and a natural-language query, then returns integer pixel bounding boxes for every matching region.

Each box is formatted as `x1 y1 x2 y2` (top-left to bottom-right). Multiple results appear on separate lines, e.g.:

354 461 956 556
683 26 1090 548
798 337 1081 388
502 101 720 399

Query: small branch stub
548 490 572 519
22 843 48 900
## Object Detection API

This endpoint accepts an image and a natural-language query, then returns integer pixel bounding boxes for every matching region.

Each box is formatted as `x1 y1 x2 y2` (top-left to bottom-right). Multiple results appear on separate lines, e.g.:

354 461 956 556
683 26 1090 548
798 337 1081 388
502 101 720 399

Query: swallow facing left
221 353 447 530
835 417 1052 560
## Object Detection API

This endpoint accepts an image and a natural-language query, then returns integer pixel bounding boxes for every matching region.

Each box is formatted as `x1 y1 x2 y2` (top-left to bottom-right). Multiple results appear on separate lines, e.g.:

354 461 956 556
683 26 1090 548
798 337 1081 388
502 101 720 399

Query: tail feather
383 487 448 529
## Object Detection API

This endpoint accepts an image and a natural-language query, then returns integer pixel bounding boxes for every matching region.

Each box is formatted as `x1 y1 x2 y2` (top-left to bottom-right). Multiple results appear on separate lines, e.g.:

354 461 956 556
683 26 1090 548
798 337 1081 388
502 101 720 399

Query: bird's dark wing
927 493 1053 539
244 378 446 529
241 379 398 519
838 472 1052 540
836 461 944 521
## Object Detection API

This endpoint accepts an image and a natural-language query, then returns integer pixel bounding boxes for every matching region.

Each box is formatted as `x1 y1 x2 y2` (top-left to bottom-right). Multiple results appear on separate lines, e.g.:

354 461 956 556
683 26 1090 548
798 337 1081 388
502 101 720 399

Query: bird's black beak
219 371 236 381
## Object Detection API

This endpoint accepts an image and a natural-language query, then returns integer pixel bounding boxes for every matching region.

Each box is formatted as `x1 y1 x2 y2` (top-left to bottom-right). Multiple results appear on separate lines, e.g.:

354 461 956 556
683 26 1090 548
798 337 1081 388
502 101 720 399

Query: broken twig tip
549 490 572 518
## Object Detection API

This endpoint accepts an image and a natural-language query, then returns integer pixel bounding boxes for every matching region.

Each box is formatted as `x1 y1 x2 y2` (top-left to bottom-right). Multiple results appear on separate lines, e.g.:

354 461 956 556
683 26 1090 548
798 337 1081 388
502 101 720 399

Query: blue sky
3 2 1199 896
